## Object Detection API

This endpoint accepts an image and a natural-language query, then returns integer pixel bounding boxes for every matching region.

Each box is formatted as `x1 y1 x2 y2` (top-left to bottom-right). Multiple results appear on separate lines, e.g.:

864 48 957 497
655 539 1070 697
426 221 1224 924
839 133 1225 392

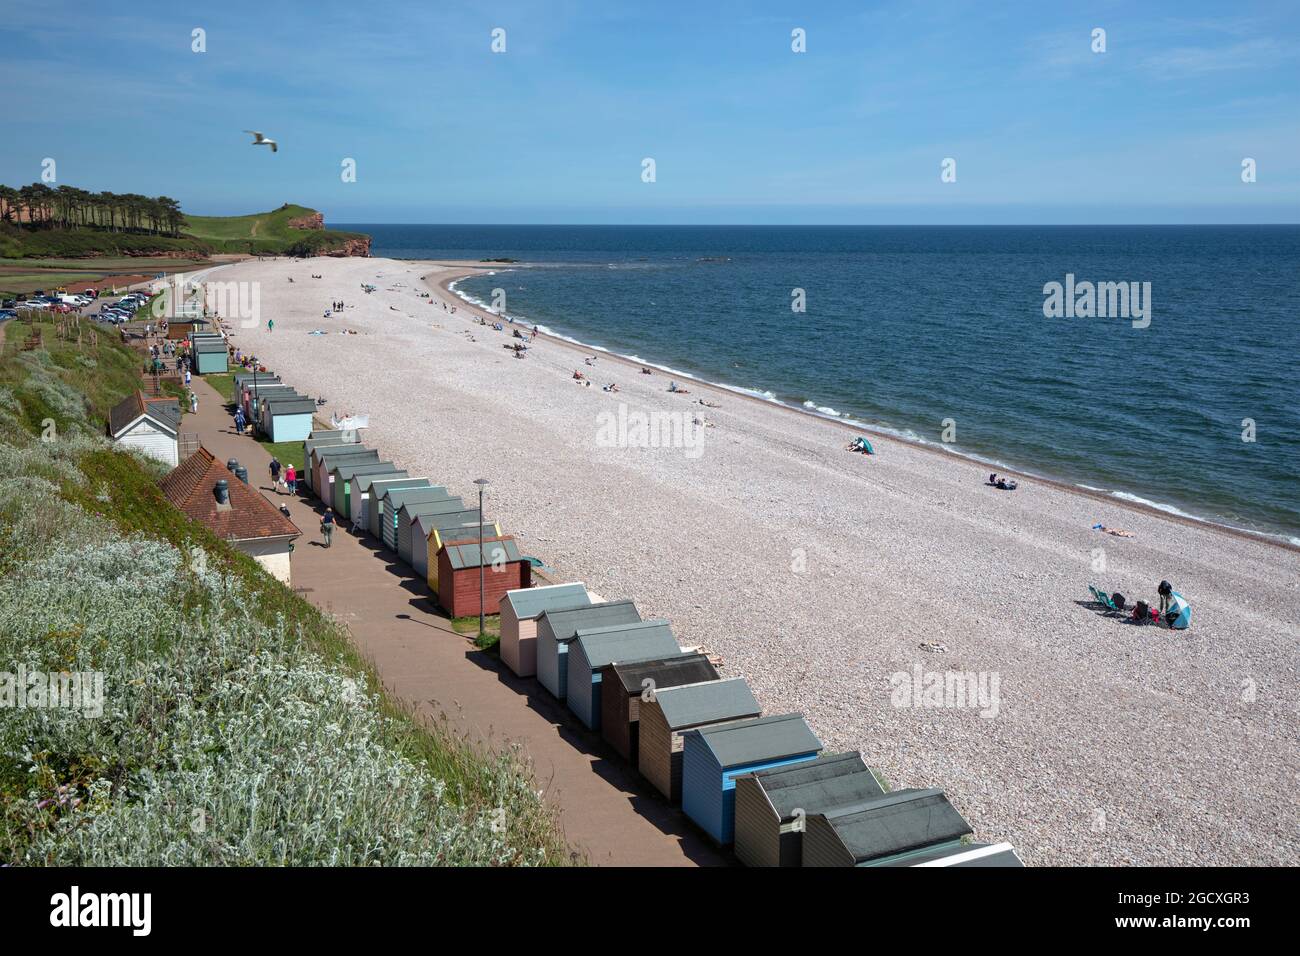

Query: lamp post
473 478 490 638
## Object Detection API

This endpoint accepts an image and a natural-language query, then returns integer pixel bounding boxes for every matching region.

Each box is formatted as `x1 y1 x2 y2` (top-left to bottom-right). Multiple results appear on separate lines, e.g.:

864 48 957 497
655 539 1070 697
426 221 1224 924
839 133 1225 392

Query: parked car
0 309 17 321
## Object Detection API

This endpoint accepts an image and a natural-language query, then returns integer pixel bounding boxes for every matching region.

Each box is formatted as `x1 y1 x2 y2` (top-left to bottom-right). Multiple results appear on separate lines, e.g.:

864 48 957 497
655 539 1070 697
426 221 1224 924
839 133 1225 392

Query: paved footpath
186 377 725 866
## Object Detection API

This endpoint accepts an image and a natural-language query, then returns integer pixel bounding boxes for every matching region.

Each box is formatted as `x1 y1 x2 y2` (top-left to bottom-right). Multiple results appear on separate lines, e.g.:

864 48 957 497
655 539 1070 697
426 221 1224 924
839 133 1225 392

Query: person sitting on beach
573 370 585 380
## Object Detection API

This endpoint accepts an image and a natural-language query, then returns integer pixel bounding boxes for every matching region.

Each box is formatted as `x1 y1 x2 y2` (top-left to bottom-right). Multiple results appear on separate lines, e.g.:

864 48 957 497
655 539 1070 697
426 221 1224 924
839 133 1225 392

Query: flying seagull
243 130 278 153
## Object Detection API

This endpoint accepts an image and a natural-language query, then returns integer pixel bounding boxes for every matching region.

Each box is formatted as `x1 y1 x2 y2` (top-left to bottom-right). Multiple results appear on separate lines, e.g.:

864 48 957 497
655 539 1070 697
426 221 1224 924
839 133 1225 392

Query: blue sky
1 0 1296 223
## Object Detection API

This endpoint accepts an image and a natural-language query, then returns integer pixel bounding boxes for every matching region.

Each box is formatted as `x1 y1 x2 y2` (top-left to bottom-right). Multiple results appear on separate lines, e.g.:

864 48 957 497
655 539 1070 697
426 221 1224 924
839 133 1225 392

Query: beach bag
1133 600 1149 622
1111 592 1126 612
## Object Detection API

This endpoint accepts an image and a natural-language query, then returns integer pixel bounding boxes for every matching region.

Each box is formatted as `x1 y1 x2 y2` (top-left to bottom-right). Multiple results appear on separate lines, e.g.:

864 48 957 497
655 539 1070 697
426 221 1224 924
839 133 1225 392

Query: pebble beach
218 255 1300 866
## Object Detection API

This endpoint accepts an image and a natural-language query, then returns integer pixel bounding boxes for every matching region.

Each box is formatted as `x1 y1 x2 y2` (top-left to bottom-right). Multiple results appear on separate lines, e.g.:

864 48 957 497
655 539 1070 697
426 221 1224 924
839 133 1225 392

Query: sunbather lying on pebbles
1093 524 1134 537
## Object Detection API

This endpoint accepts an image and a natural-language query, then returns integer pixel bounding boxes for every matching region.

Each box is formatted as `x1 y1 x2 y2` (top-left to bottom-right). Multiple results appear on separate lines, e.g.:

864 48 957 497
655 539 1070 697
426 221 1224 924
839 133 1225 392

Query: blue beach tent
1166 592 1191 629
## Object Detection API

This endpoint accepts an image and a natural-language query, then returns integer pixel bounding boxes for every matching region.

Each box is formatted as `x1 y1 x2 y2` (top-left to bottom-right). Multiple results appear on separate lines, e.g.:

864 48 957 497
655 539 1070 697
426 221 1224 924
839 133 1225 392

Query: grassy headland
1 182 370 262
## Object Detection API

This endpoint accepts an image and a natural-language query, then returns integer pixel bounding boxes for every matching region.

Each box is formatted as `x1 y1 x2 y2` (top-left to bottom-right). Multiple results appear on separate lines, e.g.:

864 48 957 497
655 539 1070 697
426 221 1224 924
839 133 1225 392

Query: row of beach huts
245 362 1026 867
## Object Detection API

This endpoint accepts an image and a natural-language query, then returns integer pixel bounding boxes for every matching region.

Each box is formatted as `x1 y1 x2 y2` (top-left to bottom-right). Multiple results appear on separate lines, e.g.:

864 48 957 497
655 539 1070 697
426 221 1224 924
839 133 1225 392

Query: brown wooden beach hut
600 653 719 764
800 788 974 867
637 677 761 804
732 751 884 867
435 535 531 618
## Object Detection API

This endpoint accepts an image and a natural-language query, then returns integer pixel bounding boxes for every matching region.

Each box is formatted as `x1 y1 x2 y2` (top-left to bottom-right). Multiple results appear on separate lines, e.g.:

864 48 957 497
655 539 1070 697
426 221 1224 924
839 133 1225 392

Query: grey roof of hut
817 789 973 864
234 374 281 386
262 398 316 416
442 536 522 570
502 583 591 620
654 677 760 729
608 652 718 695
746 751 883 819
144 397 181 430
315 445 376 468
383 485 451 507
334 460 397 481
572 619 679 669
400 497 468 521
193 340 227 352
416 508 485 531
688 713 821 768
352 470 410 493
538 600 641 645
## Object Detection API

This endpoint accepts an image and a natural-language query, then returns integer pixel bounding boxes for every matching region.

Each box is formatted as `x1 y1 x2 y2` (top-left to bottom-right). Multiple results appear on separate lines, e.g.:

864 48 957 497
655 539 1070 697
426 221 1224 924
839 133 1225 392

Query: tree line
0 183 185 236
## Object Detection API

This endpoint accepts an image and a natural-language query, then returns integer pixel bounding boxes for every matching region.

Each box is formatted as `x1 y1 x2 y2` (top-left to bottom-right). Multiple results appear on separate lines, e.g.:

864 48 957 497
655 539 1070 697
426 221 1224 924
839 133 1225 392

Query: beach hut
108 390 179 467
233 373 282 403
637 677 762 804
261 396 316 443
535 600 642 702
312 445 378 502
499 583 592 678
240 382 293 422
331 460 398 517
352 473 421 532
160 447 300 584
681 714 823 845
192 340 228 374
301 432 358 492
413 509 495 583
435 535 531 618
566 620 681 731
800 788 974 867
371 484 451 542
600 652 718 763
395 496 467 563
869 841 1024 867
732 751 884 867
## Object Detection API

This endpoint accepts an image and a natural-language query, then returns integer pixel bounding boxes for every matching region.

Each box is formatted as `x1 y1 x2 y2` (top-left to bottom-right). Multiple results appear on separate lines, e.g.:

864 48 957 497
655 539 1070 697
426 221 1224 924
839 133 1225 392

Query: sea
342 224 1300 542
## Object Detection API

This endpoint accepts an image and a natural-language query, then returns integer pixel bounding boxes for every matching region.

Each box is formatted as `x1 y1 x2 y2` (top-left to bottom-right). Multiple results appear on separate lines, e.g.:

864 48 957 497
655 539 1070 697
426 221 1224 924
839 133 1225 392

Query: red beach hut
435 535 531 618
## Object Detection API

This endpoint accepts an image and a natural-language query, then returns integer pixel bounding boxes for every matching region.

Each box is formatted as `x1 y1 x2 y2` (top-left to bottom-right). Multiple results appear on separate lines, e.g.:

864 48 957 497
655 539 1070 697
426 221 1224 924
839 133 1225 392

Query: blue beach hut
681 713 823 845
565 619 681 731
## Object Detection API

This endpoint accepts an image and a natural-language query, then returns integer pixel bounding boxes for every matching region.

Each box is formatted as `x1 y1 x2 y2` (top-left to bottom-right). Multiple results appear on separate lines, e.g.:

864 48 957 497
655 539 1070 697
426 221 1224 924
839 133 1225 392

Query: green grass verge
256 438 305 471
451 615 502 653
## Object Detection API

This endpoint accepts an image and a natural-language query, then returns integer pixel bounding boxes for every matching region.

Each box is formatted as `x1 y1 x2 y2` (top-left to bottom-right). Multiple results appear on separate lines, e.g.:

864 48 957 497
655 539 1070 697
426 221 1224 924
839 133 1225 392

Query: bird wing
244 130 265 142
269 141 278 152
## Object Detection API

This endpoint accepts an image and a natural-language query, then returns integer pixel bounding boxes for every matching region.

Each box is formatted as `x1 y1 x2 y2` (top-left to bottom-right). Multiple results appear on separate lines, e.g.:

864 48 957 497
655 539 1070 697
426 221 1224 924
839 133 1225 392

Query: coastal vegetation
0 319 574 865
0 183 370 260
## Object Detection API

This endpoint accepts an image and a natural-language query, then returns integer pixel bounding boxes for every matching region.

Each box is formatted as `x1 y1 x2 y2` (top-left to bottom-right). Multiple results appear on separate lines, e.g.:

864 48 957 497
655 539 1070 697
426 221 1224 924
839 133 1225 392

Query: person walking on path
267 318 275 333
284 463 297 495
320 508 335 548
269 457 282 491
234 407 246 436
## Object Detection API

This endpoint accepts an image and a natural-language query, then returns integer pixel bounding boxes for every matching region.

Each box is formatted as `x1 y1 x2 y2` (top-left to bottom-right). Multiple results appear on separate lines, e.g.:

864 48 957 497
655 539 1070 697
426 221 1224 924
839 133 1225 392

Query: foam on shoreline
446 272 1298 549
